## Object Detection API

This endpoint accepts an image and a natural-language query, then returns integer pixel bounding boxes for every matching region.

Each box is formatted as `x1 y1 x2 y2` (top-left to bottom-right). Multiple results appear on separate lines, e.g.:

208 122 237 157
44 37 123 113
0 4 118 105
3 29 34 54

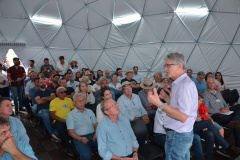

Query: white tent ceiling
1 0 240 92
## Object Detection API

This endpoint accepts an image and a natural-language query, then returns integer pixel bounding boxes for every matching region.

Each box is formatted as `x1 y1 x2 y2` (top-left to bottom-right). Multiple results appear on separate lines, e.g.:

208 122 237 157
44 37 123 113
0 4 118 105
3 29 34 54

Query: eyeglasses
75 99 85 103
164 64 178 68
105 103 118 110
60 91 67 94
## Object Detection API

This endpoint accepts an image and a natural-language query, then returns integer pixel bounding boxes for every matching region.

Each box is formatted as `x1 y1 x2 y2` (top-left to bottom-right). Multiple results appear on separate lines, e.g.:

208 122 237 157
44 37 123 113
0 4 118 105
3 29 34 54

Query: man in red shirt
7 57 26 114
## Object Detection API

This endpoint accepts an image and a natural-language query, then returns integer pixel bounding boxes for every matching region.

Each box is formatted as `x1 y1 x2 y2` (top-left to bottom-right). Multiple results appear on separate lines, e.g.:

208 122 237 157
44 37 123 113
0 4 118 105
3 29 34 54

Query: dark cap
13 57 19 60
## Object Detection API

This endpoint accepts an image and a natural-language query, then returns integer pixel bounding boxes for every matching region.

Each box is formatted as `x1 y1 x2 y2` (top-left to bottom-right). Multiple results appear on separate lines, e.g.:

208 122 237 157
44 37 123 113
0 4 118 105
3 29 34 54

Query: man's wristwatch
158 103 165 112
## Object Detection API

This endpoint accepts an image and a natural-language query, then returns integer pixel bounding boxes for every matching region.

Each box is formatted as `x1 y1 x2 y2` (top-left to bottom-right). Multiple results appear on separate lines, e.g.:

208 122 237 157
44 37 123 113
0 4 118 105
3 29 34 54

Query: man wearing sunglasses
50 87 75 157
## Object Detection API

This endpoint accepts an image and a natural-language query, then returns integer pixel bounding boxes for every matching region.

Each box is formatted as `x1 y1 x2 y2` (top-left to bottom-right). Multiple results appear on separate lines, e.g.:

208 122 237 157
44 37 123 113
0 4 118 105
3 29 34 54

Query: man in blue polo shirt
66 93 98 160
194 71 207 94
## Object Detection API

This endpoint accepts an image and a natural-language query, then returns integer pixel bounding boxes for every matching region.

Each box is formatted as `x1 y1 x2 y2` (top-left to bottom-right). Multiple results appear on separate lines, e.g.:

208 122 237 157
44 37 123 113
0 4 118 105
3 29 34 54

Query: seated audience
194 71 207 94
96 87 112 123
69 60 80 77
34 78 60 141
0 98 29 142
75 71 81 82
96 70 103 81
0 117 37 160
81 68 86 77
78 76 95 93
29 78 40 116
153 72 162 88
47 74 60 95
117 68 124 83
39 72 45 79
138 78 157 115
133 66 143 83
205 72 214 81
27 60 39 76
67 73 79 90
75 82 95 105
187 69 196 81
198 93 224 137
121 70 140 94
109 74 121 90
50 87 75 156
95 77 122 106
85 71 95 85
40 58 54 78
96 98 139 160
66 93 98 160
203 77 240 147
59 78 74 99
215 72 226 93
105 70 111 80
45 71 56 86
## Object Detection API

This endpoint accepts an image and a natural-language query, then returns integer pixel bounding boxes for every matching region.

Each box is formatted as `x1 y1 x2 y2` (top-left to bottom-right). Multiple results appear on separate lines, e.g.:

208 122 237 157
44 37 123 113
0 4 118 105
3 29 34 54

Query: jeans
11 86 24 111
22 96 32 114
153 133 166 147
38 109 57 135
191 134 204 160
165 130 193 160
32 104 37 116
54 121 75 152
194 120 229 160
73 133 98 160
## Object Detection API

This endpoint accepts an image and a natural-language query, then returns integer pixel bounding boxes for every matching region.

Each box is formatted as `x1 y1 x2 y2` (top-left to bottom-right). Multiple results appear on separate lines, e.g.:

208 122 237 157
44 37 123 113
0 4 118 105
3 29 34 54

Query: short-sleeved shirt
0 141 37 160
27 66 38 74
7 66 25 86
56 62 69 76
66 108 97 136
121 78 137 85
133 73 143 83
49 97 75 121
66 87 74 96
193 79 207 93
34 88 53 111
198 104 209 120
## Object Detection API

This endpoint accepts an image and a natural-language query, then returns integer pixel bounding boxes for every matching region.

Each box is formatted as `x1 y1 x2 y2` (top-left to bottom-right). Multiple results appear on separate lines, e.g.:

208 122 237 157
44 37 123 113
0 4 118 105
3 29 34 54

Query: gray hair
73 93 85 102
197 71 205 77
100 98 112 115
164 52 186 70
56 87 66 93
0 116 10 126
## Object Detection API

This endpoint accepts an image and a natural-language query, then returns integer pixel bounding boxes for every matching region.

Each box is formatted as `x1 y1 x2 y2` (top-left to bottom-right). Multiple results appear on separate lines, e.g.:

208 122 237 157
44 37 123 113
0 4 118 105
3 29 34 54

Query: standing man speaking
148 53 198 160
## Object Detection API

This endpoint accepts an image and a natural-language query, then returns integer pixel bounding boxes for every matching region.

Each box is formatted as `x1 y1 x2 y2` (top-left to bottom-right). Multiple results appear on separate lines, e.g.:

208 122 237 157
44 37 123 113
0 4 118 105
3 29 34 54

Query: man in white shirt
0 63 9 97
56 56 69 76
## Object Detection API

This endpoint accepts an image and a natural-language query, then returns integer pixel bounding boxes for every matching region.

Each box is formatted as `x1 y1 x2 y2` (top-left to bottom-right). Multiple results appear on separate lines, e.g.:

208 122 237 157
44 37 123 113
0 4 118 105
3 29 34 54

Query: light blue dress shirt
117 94 147 121
193 79 207 93
25 80 35 95
0 141 37 160
133 73 143 83
9 116 30 143
164 73 198 133
96 115 139 160
66 108 97 136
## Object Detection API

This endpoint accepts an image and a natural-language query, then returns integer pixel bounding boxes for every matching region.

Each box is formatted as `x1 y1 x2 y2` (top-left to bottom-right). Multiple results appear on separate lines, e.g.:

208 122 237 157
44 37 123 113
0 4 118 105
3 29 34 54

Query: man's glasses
105 103 118 110
75 99 85 103
164 64 178 68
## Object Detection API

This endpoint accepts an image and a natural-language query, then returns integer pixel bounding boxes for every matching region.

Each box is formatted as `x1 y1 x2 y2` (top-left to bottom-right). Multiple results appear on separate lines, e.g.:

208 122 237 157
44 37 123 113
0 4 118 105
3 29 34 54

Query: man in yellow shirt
50 87 75 157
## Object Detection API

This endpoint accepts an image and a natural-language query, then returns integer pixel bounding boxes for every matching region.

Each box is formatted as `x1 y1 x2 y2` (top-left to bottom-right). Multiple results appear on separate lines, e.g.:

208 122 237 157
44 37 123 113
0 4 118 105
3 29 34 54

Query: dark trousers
211 104 240 145
194 120 229 160
22 96 33 114
54 121 75 152
0 86 9 97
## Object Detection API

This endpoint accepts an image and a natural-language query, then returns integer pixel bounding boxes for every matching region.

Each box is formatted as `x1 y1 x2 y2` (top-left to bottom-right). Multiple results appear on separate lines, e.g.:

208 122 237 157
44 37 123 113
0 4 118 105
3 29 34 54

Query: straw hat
161 76 169 82
124 70 133 75
121 81 132 88
96 76 110 85
140 78 157 89
79 76 91 84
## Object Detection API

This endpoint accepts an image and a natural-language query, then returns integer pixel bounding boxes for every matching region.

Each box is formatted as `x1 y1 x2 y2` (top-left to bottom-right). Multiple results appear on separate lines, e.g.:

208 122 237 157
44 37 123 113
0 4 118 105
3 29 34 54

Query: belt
166 128 174 132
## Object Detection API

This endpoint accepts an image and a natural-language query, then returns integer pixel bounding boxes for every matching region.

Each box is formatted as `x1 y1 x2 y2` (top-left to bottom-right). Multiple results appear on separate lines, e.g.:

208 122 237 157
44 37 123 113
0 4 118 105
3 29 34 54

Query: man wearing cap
56 56 69 76
67 73 79 90
148 52 198 160
133 66 143 83
7 57 26 113
94 77 123 106
50 87 75 156
138 78 157 116
121 70 140 94
117 81 150 125
0 63 9 97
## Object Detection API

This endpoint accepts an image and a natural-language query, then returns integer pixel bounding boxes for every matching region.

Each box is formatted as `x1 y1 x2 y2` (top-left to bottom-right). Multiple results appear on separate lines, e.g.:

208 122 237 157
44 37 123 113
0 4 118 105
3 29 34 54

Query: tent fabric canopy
1 0 240 92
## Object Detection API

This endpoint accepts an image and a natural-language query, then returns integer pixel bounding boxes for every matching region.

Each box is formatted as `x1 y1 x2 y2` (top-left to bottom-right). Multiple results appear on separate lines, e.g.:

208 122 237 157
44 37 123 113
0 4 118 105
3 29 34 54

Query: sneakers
51 134 62 142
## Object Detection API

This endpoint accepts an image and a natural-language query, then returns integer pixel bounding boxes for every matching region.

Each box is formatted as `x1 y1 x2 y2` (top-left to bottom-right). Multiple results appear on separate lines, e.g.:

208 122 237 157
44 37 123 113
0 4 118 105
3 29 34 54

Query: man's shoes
64 149 75 157
216 148 231 158
51 134 62 142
